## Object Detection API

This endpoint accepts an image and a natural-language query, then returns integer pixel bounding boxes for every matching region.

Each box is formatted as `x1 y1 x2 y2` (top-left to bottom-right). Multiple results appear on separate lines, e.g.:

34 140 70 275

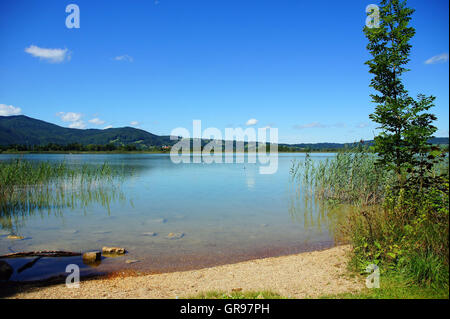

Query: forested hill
0 115 448 149
0 115 173 147
280 137 449 150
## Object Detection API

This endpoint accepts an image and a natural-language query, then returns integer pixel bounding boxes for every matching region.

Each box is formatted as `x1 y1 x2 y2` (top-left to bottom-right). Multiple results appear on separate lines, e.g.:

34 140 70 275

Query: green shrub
341 173 449 288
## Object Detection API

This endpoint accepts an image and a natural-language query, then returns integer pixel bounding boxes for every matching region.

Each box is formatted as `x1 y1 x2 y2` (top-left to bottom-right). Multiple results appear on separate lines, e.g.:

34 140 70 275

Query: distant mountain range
0 115 448 149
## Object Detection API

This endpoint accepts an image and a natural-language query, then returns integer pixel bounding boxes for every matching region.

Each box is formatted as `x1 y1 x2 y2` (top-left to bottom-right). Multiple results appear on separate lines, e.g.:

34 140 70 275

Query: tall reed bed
288 149 388 242
0 159 126 232
291 150 392 207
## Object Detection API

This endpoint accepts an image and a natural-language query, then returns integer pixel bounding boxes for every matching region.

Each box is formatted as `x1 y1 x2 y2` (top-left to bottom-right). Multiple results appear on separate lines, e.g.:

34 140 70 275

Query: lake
0 153 339 281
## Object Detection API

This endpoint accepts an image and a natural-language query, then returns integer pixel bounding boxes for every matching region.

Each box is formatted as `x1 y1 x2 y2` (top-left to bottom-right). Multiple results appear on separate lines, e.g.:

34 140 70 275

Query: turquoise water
0 153 337 281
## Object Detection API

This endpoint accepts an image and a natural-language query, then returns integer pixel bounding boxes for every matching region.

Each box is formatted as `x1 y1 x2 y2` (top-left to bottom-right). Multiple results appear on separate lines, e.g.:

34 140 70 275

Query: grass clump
321 272 449 299
187 290 285 299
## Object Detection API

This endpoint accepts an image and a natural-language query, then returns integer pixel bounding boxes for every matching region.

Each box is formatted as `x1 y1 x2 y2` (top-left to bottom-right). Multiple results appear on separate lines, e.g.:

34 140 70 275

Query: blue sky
0 0 448 143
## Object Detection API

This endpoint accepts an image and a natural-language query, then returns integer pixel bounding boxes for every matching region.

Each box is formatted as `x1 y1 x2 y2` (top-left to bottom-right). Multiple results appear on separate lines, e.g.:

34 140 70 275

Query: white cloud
294 122 327 129
245 118 258 126
56 112 86 129
113 54 133 62
0 104 22 116
130 121 139 126
103 125 113 130
69 121 86 129
25 45 70 63
88 118 105 125
425 53 449 65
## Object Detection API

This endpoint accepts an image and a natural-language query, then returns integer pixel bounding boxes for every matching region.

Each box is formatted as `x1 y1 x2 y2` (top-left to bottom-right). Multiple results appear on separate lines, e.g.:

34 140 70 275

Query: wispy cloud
357 122 370 128
25 45 70 63
56 112 86 129
245 118 258 126
0 104 22 116
130 121 139 126
113 54 133 62
294 122 352 130
294 122 327 129
103 125 113 130
88 118 105 125
425 53 449 65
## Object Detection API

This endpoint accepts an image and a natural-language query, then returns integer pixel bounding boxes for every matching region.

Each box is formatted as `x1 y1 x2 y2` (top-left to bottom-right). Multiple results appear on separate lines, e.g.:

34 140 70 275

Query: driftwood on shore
0 251 81 259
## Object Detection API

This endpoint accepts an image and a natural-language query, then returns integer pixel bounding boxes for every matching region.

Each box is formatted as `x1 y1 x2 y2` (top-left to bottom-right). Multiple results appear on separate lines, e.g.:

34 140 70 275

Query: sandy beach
2 245 364 299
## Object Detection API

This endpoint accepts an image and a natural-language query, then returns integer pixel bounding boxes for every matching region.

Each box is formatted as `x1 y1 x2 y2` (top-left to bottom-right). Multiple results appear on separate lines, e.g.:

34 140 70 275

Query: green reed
291 150 393 207
0 159 126 232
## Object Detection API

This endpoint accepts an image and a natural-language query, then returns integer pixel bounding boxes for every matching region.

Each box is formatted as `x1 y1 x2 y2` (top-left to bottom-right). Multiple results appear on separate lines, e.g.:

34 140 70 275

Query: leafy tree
364 0 438 187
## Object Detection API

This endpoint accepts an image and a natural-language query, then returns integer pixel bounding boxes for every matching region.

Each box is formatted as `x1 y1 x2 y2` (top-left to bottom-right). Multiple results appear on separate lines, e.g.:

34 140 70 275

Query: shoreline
2 245 364 299
0 150 338 155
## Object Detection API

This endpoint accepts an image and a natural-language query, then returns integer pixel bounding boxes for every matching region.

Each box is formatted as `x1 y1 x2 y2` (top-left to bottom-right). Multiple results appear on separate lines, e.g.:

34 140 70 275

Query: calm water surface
0 153 338 281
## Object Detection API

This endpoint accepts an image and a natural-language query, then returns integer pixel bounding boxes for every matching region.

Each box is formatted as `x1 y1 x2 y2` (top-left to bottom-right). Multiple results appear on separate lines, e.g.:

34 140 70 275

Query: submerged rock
166 232 184 240
92 230 111 235
148 218 167 224
60 229 79 234
102 246 126 255
6 235 24 240
82 251 101 264
0 261 13 281
141 232 157 237
0 230 10 236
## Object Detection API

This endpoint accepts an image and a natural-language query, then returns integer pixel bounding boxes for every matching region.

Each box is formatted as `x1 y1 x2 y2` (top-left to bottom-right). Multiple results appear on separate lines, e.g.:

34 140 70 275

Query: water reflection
288 159 344 238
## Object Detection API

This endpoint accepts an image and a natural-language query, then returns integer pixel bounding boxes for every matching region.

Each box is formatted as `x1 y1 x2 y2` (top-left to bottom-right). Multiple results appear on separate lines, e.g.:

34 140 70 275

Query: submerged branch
0 250 82 259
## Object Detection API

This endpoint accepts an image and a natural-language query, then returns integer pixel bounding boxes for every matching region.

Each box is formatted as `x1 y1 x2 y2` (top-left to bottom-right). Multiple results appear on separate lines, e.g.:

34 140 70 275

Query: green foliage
335 0 450 290
341 169 449 288
365 0 438 179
